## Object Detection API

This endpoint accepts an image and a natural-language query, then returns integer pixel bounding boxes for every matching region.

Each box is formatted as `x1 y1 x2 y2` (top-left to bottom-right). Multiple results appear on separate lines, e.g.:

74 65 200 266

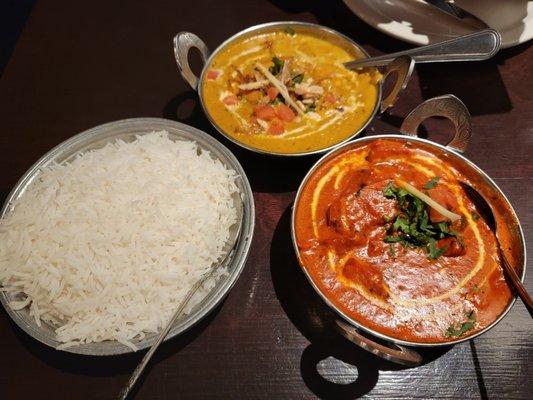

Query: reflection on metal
401 94 471 153
173 31 210 90
343 29 501 69
336 320 422 366
380 55 415 113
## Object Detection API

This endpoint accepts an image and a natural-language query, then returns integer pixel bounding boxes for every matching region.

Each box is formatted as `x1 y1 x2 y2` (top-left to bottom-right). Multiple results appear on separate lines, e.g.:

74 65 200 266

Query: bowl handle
380 55 415 113
335 319 422 366
173 32 210 91
400 94 472 153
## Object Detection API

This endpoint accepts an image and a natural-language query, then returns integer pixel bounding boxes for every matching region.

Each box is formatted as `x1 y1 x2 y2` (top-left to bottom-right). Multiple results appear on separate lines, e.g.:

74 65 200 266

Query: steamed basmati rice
0 131 239 350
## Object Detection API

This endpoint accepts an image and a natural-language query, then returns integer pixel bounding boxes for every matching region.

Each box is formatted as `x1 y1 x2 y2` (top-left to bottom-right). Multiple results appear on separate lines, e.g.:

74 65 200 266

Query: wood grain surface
0 1 531 399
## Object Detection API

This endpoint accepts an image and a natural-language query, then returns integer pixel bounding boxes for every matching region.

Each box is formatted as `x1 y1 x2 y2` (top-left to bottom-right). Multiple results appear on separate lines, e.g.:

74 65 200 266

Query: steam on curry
294 139 514 343
202 27 380 154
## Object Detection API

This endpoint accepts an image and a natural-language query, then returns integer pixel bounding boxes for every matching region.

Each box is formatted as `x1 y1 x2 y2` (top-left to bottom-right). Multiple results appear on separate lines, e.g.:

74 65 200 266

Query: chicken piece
293 82 324 98
326 183 398 240
342 258 389 300
238 80 269 90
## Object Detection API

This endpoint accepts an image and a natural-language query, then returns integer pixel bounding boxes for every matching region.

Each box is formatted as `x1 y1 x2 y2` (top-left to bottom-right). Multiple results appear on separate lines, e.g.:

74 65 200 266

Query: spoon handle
117 270 213 400
344 29 501 69
499 249 533 318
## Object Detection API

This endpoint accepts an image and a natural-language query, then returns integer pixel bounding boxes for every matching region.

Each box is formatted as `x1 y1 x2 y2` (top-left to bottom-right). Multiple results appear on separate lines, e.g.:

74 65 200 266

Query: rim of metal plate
0 117 255 356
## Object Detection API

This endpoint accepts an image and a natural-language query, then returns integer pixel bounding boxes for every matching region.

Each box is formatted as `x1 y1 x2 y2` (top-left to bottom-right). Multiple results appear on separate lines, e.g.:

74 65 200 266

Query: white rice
0 131 239 350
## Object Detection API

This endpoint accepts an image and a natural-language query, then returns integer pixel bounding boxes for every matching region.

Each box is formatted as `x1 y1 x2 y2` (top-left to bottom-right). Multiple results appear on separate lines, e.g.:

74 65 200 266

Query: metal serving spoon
459 182 533 318
344 28 501 69
118 197 244 400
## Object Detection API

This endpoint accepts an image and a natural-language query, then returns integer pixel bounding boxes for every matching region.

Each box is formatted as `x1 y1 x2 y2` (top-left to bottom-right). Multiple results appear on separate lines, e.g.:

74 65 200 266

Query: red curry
294 139 516 343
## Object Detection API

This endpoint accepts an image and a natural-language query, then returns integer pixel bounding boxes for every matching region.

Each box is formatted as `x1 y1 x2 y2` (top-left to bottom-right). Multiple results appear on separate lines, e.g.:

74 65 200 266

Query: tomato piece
254 104 276 120
207 70 220 80
275 104 296 122
222 95 239 105
268 121 285 135
437 237 466 257
428 185 459 223
324 93 336 104
267 86 279 100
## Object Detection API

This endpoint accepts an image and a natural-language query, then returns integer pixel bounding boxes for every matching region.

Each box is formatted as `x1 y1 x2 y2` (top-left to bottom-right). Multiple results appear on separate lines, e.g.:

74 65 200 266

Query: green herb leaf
305 103 317 113
384 235 402 243
389 243 396 258
445 311 476 337
292 73 304 84
427 238 447 260
381 181 460 259
437 221 450 234
419 210 435 234
284 26 296 36
424 176 441 190
383 182 396 198
393 217 410 234
269 57 284 75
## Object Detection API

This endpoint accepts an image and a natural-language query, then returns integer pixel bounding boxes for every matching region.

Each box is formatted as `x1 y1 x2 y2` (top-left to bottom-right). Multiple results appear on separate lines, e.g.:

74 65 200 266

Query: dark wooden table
0 1 531 399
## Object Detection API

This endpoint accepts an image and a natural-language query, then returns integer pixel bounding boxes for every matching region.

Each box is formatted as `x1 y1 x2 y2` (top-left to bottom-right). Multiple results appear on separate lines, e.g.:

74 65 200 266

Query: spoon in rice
118 195 244 400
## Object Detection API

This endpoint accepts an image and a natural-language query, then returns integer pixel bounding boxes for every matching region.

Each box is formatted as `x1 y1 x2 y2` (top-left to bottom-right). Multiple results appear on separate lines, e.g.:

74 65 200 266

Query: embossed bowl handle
400 94 472 153
380 55 415 113
173 32 210 91
335 320 422 366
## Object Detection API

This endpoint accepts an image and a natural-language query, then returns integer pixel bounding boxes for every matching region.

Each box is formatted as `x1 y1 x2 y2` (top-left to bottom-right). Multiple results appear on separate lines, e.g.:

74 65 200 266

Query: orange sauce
202 30 380 154
294 139 517 343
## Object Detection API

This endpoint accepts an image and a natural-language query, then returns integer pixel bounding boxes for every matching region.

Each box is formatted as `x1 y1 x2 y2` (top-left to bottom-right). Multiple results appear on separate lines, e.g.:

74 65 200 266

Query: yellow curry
202 28 380 154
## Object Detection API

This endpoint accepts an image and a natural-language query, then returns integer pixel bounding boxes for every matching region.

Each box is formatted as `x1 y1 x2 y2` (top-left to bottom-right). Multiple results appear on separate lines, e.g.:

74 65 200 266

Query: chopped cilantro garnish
389 243 396 258
284 26 296 36
424 176 441 190
436 221 451 236
383 182 409 204
269 57 284 75
393 216 410 233
382 181 458 259
305 103 316 113
445 310 476 338
382 181 396 198
384 235 402 243
292 73 304 84
427 238 447 260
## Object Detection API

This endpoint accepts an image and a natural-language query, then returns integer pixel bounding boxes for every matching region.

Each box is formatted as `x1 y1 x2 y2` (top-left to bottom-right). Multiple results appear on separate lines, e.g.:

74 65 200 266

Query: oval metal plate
0 118 255 356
